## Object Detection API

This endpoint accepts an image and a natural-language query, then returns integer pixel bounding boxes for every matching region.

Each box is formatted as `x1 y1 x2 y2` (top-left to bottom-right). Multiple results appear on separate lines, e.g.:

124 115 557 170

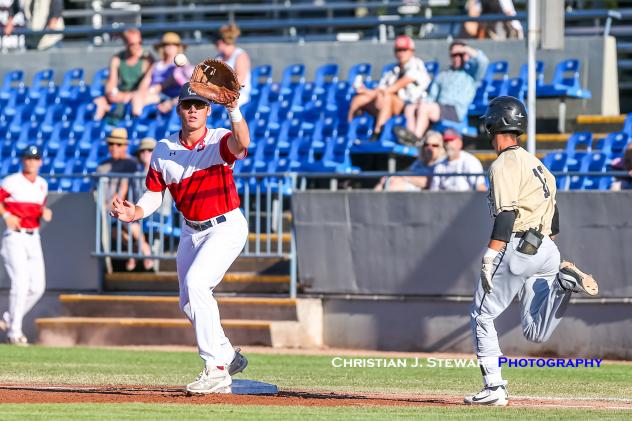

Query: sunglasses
450 53 465 58
180 100 208 110
394 48 410 53
424 143 441 148
108 143 125 147
138 149 153 153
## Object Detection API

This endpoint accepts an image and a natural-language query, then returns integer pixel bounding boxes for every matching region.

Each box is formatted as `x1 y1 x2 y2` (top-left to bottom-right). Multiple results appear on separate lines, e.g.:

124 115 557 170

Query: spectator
375 130 446 191
396 40 488 142
23 0 64 50
214 23 251 106
131 32 192 117
430 129 487 191
464 0 524 40
96 128 151 271
94 28 153 121
611 142 632 191
0 0 19 37
348 35 430 141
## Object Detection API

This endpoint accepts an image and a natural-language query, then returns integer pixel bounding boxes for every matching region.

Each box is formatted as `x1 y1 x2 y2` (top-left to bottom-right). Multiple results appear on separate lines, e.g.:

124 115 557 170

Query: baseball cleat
464 385 509 406
186 366 232 395
558 261 599 296
6 335 29 346
228 348 248 376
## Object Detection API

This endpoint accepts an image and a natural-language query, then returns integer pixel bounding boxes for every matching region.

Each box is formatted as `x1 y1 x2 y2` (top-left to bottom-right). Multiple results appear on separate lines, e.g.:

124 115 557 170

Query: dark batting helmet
480 96 527 137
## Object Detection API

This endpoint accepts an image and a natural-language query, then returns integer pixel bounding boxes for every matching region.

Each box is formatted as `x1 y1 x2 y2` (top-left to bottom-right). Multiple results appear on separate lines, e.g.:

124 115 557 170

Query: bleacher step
36 317 275 347
157 256 290 275
573 114 626 133
59 294 298 320
104 272 290 293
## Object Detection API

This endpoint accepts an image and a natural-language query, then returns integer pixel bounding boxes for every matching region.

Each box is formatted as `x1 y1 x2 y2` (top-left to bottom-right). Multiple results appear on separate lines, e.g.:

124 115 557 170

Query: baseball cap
394 35 415 50
443 129 462 142
178 82 211 105
22 145 41 159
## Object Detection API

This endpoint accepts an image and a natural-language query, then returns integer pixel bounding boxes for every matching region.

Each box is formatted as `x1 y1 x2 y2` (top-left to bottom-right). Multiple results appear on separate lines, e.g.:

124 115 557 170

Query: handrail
8 9 620 38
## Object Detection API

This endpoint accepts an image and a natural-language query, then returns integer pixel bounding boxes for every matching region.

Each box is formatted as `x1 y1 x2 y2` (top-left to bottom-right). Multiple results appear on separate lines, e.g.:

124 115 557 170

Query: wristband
484 247 500 260
229 107 243 123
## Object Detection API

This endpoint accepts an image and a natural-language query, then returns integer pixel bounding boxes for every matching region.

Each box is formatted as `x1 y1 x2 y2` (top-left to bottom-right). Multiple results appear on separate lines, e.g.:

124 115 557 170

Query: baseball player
0 145 52 345
110 82 249 394
465 96 599 406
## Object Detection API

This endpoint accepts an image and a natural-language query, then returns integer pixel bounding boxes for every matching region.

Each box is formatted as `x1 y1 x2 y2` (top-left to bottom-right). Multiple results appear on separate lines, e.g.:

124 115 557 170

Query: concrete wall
292 191 632 297
0 192 100 291
323 297 632 359
0 36 614 117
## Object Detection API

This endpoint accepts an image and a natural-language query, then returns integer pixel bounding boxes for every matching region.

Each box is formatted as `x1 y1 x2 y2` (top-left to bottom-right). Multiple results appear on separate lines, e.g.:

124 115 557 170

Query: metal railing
4 9 620 45
93 173 298 297
90 169 627 297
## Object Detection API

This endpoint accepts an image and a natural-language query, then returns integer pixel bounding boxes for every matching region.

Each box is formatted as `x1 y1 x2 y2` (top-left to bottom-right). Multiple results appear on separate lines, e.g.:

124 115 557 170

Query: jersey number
533 166 551 199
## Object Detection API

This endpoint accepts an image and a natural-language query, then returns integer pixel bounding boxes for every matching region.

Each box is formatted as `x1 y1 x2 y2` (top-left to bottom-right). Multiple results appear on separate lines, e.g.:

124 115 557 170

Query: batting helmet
480 96 527 137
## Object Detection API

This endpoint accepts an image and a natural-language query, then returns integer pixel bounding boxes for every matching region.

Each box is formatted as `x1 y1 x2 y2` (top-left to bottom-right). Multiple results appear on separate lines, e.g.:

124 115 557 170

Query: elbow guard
491 211 516 242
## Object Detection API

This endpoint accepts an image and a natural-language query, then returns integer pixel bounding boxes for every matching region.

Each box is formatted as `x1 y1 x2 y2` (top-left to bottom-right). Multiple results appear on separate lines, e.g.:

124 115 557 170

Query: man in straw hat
132 32 193 116
110 82 251 394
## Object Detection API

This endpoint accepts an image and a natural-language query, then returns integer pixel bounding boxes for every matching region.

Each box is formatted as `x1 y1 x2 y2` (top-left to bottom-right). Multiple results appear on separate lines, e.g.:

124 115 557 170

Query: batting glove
480 248 500 294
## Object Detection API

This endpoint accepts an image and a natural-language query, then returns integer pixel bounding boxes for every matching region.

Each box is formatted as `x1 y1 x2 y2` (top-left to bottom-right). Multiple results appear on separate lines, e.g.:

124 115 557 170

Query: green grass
0 404 630 421
0 346 630 419
0 345 630 400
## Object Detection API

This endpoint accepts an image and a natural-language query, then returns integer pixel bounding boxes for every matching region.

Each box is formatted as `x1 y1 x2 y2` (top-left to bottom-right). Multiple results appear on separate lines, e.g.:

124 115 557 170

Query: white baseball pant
470 235 571 387
1 230 46 339
176 208 248 367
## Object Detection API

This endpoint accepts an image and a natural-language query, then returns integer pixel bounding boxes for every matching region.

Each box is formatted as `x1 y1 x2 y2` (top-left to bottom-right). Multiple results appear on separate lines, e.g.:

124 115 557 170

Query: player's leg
518 237 572 343
23 236 46 316
184 210 248 394
1 233 30 343
185 211 248 366
176 230 196 322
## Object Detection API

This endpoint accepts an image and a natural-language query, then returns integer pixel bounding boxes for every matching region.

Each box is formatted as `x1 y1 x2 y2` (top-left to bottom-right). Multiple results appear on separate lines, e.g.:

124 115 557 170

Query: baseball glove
189 58 241 106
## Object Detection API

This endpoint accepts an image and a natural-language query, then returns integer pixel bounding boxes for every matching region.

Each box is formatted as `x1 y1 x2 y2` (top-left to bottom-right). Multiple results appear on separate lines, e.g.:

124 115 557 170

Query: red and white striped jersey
145 127 245 221
0 173 48 229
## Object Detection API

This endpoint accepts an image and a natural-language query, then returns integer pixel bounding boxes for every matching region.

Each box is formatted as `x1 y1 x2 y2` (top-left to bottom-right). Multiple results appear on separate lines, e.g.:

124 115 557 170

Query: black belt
185 215 227 232
14 229 36 235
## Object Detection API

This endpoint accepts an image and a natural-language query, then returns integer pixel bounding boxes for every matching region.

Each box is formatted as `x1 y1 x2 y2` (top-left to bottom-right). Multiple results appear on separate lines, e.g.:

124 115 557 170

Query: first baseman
0 146 52 345
110 82 249 394
465 96 599 406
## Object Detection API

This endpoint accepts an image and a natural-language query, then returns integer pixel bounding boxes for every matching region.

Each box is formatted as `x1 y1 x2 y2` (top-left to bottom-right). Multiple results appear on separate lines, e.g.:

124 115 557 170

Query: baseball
174 53 188 67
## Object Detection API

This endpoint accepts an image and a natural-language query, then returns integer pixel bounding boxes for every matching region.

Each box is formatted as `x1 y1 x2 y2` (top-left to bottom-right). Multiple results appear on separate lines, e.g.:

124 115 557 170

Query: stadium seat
347 63 372 84
483 60 509 98
468 81 490 116
58 68 85 104
90 68 109 98
424 60 439 79
582 152 608 190
598 132 628 157
565 132 593 158
537 59 591 99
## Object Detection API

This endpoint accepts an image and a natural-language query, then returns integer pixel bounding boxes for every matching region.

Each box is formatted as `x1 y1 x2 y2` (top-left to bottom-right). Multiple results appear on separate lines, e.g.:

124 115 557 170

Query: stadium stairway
36 295 322 348
34 212 322 348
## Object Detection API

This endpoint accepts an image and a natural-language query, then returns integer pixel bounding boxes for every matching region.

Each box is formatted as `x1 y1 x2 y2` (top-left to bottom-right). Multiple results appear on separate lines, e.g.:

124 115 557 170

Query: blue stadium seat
582 152 608 190
433 119 477 138
58 68 85 104
537 59 591 99
468 81 489 116
90 68 109 98
425 60 439 79
277 64 306 100
565 132 593 157
483 61 509 98
316 135 358 173
598 132 628 157
347 63 372 84
1 70 24 97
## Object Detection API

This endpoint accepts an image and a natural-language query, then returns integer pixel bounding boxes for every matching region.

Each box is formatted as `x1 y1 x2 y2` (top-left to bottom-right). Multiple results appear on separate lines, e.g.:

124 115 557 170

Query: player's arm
0 187 20 229
226 100 250 157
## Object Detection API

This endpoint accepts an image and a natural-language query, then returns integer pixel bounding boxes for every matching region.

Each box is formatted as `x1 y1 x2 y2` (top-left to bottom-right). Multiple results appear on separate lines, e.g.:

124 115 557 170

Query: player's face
22 157 42 175
178 100 209 131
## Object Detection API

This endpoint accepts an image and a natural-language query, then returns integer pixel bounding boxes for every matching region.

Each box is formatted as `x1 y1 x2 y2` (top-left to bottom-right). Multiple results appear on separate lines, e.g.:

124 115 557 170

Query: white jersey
0 173 48 229
378 56 430 103
430 151 485 191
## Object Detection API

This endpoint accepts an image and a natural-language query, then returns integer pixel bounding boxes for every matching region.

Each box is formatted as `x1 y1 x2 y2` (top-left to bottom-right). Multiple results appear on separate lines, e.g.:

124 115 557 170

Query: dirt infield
1 384 630 410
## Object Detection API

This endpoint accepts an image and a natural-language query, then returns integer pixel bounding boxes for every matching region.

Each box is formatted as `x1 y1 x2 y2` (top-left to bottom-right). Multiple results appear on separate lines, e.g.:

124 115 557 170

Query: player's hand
480 256 495 294
110 194 136 223
225 99 238 111
41 207 53 222
4 214 21 230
